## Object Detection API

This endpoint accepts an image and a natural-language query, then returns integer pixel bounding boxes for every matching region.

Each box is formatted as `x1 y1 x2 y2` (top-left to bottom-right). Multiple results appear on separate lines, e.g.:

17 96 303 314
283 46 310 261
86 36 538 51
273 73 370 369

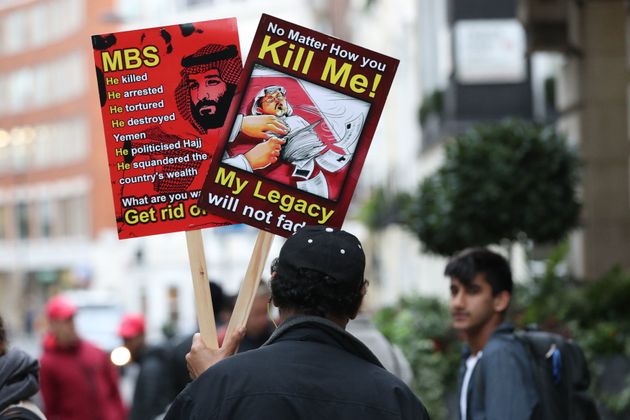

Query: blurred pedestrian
170 281 228 395
446 248 538 420
217 282 275 352
118 313 175 420
0 314 46 419
165 225 430 420
347 311 414 386
39 295 126 420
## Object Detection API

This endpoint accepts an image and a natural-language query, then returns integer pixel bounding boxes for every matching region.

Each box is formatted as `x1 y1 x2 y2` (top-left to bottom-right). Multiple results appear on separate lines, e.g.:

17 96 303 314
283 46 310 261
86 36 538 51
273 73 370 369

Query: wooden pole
224 230 275 341
185 229 218 350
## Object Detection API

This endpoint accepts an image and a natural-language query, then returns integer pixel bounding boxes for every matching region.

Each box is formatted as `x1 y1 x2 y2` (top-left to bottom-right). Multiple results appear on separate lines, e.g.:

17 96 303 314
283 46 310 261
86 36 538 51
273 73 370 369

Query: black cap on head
276 225 365 287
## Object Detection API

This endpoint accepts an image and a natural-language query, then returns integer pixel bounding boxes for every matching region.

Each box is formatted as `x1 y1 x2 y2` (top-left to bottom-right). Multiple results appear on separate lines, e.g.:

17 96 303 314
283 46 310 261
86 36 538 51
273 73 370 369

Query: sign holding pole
185 230 218 349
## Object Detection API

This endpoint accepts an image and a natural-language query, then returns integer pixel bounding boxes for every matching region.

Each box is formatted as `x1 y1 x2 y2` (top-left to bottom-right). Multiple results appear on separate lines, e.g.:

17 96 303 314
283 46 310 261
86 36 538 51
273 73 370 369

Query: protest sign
199 14 399 237
92 18 243 348
92 18 242 239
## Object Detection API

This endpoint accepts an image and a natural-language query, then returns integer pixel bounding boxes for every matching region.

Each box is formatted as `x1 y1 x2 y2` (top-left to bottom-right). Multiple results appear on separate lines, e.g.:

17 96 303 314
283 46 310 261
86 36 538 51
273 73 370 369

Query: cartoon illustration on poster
92 19 241 239
200 14 398 237
221 65 370 201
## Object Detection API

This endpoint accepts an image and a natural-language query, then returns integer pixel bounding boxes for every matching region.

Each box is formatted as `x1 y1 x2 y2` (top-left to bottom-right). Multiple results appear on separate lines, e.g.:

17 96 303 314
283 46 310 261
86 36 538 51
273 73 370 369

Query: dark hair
444 247 512 296
270 258 365 319
209 281 225 319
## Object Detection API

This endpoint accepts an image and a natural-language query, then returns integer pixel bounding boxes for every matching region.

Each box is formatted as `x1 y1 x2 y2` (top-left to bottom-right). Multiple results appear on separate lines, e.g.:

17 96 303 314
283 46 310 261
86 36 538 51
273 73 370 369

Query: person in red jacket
39 295 126 420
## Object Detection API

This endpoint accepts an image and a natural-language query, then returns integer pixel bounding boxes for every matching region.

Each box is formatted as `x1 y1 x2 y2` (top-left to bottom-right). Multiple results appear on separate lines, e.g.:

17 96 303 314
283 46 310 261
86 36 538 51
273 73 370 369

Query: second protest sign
200 14 399 237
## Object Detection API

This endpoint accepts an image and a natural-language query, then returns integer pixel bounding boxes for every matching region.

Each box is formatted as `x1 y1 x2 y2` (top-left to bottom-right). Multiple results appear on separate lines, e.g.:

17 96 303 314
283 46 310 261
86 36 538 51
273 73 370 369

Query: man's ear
348 285 368 320
348 304 361 320
493 290 511 313
255 106 264 114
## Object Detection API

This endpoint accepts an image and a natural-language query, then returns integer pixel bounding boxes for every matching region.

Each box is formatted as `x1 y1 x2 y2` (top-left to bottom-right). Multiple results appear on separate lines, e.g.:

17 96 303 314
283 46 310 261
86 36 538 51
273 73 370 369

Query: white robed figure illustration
222 65 370 200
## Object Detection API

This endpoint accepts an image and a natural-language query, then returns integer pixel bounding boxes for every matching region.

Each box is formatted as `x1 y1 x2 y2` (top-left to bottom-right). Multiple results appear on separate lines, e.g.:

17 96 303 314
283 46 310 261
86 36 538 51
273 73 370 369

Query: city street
1 0 630 419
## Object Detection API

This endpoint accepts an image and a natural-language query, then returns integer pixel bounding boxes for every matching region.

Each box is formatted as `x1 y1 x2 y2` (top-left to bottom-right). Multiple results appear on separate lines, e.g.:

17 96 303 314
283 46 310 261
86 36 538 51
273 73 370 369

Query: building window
0 205 6 240
0 51 86 116
165 286 180 338
2 9 27 54
29 4 48 48
0 0 85 56
10 126 35 172
0 118 89 174
7 68 33 113
0 129 10 172
15 201 30 239
38 199 55 238
58 195 89 237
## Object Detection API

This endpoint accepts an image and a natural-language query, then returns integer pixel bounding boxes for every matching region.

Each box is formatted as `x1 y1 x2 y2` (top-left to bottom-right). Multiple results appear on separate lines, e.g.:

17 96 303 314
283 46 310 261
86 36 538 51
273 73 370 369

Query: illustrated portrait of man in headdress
175 43 241 134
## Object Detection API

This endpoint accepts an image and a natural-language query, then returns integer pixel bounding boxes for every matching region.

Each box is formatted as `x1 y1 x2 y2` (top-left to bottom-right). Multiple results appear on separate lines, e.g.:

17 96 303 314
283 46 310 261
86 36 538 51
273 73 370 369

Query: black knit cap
276 225 366 287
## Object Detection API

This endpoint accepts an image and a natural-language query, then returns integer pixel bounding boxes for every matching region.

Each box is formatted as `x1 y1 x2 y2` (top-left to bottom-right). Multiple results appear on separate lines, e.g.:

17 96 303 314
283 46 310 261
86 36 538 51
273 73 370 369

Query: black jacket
129 345 177 420
0 349 40 413
170 334 195 397
165 316 430 420
170 324 275 396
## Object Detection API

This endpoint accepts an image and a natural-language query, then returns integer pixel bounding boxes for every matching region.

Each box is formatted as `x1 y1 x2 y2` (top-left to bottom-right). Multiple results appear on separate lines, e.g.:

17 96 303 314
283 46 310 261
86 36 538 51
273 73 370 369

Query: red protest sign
92 19 242 239
199 14 399 237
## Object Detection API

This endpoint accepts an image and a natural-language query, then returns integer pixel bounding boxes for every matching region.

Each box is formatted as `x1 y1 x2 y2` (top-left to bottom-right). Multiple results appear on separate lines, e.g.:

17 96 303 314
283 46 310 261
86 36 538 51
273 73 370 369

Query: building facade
519 0 630 278
0 0 328 340
0 0 118 332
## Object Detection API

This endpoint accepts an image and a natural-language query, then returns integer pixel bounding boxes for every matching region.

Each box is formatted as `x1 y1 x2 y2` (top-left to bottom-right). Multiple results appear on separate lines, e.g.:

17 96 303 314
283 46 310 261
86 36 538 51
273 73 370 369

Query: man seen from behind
165 225 430 420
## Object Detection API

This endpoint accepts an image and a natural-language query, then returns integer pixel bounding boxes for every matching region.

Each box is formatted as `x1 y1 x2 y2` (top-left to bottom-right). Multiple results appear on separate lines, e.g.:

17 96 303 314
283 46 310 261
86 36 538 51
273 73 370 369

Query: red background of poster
93 18 241 239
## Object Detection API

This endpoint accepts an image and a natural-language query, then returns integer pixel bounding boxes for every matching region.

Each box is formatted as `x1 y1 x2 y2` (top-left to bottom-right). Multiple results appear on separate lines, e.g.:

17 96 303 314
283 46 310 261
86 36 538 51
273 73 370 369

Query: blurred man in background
118 313 175 420
170 281 230 395
217 282 275 353
446 248 538 420
39 295 126 420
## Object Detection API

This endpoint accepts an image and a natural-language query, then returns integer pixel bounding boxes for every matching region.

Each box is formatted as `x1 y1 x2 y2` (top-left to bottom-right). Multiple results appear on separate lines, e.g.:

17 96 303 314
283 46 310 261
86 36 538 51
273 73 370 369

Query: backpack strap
471 358 484 415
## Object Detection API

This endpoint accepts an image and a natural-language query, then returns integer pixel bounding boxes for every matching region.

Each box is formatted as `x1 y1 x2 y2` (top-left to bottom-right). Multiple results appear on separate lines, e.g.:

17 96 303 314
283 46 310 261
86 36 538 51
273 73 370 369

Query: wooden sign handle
224 230 275 342
185 229 218 350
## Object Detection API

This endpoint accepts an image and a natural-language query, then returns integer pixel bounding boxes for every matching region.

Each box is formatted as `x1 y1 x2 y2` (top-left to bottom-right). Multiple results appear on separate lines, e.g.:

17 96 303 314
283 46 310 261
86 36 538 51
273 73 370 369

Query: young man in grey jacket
446 247 539 420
